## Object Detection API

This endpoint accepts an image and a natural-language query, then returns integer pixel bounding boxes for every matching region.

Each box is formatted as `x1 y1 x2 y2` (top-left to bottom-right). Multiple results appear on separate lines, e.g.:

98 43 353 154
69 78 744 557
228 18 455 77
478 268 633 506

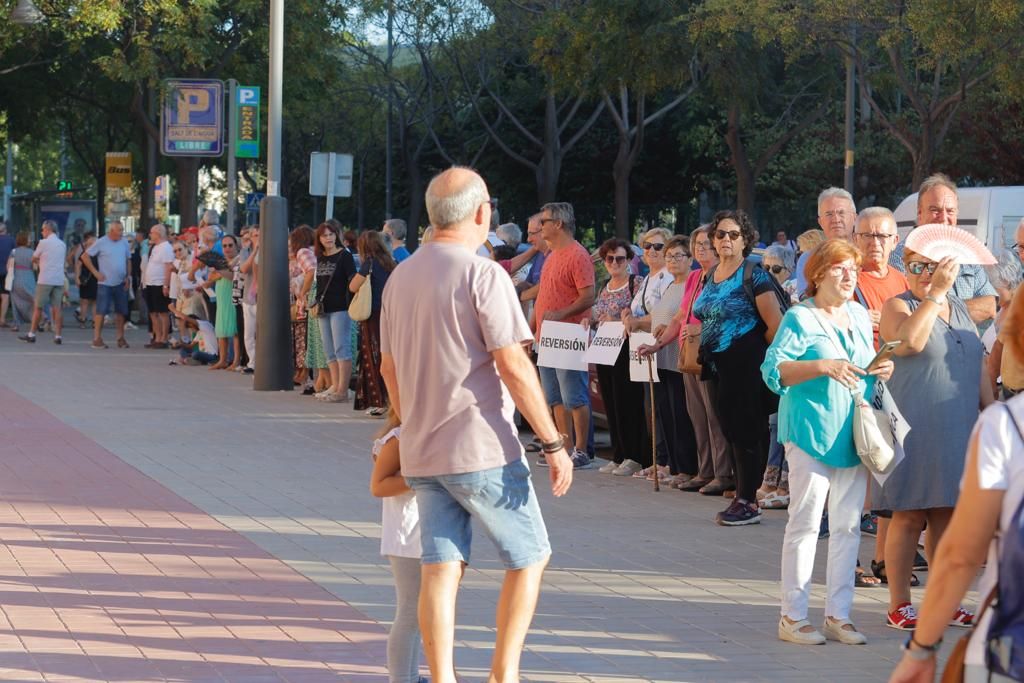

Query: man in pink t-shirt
534 202 596 469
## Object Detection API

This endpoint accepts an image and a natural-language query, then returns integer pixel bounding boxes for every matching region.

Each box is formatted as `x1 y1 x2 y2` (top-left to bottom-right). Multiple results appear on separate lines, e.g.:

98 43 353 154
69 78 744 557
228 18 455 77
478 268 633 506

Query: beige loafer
778 617 825 645
823 617 867 645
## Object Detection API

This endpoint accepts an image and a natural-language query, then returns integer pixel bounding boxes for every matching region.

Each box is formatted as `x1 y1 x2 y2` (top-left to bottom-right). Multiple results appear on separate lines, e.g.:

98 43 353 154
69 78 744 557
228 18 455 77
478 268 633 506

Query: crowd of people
3 169 1023 683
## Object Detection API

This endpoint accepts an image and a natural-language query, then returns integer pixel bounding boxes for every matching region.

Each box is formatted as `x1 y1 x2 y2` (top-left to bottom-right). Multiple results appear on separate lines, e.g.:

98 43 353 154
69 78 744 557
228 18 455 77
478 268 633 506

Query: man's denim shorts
406 459 551 569
538 365 590 409
96 284 129 317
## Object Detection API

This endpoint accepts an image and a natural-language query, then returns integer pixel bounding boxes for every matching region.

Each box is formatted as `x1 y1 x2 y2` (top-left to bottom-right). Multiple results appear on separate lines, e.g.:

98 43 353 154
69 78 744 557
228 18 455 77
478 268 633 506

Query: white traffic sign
309 152 353 198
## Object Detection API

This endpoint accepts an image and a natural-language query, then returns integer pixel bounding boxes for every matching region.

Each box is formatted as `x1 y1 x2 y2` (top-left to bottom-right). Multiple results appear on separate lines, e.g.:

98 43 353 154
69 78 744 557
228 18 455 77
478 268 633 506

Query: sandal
870 560 920 587
760 491 790 509
855 566 882 588
117 338 130 348
679 477 710 492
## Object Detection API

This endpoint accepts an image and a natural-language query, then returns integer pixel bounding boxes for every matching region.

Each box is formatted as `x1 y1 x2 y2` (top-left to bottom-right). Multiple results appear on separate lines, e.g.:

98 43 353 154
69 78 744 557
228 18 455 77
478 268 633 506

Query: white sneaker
598 459 619 473
778 617 825 645
612 459 642 476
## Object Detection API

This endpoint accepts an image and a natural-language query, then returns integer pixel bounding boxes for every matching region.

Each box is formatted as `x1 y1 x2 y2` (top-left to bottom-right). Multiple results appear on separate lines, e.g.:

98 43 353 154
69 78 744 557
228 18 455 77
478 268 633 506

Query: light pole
253 0 293 391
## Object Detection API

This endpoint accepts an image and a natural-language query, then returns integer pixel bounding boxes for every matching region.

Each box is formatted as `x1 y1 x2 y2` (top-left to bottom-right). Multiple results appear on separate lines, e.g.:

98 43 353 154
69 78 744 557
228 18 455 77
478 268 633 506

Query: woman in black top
349 230 396 416
313 222 357 402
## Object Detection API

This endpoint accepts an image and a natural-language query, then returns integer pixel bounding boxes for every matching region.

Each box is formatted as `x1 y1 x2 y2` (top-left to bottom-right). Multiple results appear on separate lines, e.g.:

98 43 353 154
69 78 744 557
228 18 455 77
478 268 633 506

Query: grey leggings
387 555 422 683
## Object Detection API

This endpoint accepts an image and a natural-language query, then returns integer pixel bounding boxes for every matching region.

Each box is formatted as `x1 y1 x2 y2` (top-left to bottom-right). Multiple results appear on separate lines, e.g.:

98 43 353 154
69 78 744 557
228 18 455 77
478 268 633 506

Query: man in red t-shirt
853 205 909 585
853 207 908 349
534 202 596 469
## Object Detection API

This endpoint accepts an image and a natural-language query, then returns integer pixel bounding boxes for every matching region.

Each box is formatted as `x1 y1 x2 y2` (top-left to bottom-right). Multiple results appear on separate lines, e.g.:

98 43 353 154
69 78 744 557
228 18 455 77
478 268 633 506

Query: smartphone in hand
865 340 902 372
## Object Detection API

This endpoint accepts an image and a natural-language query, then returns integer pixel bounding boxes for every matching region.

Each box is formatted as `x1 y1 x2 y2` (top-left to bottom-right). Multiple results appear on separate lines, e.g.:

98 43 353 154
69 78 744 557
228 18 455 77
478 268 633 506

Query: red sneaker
949 606 974 628
886 602 918 630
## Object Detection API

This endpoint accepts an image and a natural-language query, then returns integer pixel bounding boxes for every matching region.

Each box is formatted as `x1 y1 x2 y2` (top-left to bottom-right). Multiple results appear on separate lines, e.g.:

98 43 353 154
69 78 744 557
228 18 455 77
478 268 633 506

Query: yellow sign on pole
105 152 132 188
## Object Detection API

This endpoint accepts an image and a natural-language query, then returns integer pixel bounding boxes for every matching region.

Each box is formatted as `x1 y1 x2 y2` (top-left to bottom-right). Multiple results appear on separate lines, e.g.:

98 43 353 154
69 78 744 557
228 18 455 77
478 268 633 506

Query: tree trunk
724 103 756 216
538 93 560 204
911 125 936 191
174 157 200 228
612 133 632 239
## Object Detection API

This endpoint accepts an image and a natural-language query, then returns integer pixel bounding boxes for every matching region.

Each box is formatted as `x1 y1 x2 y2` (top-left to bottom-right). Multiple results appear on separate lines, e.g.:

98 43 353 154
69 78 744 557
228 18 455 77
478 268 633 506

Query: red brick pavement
0 386 389 682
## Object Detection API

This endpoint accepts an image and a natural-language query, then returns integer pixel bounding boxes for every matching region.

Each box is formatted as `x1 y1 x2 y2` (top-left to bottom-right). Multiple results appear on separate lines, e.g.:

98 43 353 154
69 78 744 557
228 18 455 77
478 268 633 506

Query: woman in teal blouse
761 239 894 647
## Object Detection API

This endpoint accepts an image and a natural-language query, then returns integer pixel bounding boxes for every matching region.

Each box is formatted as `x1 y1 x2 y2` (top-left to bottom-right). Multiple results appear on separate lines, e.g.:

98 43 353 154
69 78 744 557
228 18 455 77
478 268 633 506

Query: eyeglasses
828 264 859 277
907 261 939 275
715 230 741 241
665 254 690 262
527 230 542 237
765 264 788 274
856 232 895 242
604 255 628 264
821 210 850 220
642 242 665 251
694 240 712 250
1012 243 1024 252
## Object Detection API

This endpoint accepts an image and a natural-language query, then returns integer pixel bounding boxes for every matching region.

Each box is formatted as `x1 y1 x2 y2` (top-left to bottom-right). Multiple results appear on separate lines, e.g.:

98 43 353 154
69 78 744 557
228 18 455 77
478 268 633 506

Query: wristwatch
901 635 942 660
924 294 946 306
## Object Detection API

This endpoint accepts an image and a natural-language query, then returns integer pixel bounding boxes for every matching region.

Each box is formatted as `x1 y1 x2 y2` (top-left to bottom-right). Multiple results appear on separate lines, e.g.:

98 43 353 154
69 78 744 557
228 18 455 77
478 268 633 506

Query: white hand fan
904 223 996 266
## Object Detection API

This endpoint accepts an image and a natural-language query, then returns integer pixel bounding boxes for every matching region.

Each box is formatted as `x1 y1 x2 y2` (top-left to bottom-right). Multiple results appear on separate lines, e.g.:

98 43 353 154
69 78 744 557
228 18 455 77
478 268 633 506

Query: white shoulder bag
805 303 896 474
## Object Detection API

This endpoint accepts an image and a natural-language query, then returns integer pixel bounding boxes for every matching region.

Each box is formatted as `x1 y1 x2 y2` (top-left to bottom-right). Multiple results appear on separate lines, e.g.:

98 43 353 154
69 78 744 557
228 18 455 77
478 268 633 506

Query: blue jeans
319 310 352 362
406 460 551 569
538 365 594 454
180 348 219 365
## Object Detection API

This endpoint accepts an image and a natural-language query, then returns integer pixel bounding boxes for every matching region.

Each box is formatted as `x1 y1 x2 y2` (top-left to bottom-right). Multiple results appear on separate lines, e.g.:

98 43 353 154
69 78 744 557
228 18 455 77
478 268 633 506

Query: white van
893 186 1024 262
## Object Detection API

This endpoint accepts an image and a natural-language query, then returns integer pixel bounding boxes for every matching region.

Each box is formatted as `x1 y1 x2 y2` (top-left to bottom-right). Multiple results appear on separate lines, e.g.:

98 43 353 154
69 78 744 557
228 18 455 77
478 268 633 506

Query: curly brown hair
709 210 757 258
598 238 632 260
289 225 315 254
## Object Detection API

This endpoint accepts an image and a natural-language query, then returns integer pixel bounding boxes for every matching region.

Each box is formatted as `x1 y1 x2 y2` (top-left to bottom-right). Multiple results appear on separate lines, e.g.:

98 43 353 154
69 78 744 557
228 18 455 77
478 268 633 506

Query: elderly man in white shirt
19 220 67 344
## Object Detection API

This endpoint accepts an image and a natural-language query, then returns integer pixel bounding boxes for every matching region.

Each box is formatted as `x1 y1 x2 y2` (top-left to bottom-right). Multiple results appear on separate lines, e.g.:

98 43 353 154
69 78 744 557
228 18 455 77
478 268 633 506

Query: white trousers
242 302 257 369
780 443 867 621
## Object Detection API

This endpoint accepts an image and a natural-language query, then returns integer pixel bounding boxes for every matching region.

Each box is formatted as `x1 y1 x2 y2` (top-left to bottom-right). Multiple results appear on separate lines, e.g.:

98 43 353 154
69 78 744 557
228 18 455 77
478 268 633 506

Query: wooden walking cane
646 355 659 492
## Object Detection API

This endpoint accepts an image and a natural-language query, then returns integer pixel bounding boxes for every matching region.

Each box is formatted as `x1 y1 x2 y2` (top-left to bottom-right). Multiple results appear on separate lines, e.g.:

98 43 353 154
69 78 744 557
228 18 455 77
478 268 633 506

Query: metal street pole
325 152 336 221
254 0 293 391
843 31 856 194
145 88 157 230
384 0 393 219
227 79 238 234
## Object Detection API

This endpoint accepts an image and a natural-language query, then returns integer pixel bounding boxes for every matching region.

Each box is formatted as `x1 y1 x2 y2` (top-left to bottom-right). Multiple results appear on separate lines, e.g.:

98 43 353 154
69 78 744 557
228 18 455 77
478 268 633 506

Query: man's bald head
425 167 490 231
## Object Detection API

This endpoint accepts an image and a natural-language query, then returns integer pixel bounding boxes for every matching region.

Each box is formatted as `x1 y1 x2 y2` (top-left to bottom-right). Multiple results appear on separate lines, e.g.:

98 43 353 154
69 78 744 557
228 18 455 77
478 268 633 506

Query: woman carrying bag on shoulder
312 222 357 403
349 230 395 416
762 239 895 647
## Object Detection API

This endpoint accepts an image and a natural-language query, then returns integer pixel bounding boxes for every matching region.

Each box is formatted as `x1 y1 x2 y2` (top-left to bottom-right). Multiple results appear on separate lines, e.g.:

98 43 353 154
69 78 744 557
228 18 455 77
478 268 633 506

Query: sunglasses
907 261 939 275
642 242 665 251
715 230 742 241
604 255 628 264
766 264 788 274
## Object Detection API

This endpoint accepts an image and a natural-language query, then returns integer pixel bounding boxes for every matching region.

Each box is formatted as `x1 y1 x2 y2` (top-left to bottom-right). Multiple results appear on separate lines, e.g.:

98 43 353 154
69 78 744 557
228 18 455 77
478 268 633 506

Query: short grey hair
41 219 58 234
540 202 575 234
422 226 435 243
496 222 521 247
150 223 168 239
986 250 1022 291
384 218 407 241
856 206 896 231
817 187 856 213
916 173 958 210
763 244 796 271
425 167 489 229
108 220 124 232
201 209 220 226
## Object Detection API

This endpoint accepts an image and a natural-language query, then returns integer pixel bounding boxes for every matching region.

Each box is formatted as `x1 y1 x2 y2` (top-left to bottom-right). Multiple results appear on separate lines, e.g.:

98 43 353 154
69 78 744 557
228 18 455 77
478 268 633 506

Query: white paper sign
537 320 589 371
628 333 660 383
870 380 910 486
584 322 626 366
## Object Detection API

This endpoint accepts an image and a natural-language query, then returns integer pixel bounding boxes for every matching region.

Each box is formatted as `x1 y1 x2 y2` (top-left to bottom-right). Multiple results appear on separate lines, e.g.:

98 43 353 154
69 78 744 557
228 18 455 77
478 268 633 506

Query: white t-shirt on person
34 233 67 287
144 241 175 286
965 394 1024 667
374 427 421 559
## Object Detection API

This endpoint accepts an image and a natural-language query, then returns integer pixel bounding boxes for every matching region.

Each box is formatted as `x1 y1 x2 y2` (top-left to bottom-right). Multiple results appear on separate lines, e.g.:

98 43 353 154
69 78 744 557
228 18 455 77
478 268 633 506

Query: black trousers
707 327 777 502
654 369 698 476
595 343 651 467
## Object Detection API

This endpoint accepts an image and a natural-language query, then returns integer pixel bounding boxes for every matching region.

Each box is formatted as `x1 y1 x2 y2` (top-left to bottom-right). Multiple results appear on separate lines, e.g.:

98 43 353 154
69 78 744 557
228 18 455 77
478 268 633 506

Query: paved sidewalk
0 325 970 682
